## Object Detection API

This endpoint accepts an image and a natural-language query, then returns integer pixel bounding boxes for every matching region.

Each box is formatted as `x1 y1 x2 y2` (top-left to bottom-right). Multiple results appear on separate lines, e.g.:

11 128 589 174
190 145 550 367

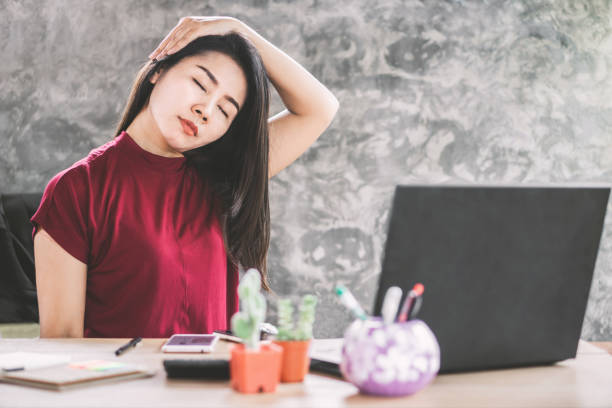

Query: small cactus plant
276 294 318 341
231 268 267 350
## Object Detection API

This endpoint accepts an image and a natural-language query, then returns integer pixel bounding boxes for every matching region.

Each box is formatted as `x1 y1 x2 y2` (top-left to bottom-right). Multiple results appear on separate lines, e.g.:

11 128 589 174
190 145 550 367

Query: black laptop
372 184 610 373
310 184 609 376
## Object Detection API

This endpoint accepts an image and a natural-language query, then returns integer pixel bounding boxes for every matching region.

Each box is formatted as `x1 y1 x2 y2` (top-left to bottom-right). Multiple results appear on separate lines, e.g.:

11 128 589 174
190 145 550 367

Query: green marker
335 285 368 320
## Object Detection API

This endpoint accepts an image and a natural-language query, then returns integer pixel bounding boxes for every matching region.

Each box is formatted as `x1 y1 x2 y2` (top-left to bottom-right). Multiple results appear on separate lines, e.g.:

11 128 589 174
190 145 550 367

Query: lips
179 117 198 136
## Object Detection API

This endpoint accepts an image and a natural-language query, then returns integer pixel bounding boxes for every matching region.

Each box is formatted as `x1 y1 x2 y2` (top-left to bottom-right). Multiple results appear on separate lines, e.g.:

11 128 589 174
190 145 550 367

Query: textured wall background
2 0 612 340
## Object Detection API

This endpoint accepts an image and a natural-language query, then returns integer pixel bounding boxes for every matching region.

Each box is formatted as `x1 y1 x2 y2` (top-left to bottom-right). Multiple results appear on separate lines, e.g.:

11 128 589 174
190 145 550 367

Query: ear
149 68 162 85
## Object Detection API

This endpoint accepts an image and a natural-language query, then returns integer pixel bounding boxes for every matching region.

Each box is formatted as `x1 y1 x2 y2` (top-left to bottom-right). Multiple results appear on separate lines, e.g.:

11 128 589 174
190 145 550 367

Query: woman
31 16 339 338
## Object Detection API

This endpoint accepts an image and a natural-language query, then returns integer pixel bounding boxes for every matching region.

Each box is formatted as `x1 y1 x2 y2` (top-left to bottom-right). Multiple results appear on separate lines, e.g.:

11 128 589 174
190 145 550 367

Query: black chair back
0 193 42 323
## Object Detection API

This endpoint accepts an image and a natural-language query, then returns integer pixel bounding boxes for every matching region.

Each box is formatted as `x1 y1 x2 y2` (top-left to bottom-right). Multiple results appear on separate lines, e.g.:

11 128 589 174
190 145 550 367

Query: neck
125 105 183 158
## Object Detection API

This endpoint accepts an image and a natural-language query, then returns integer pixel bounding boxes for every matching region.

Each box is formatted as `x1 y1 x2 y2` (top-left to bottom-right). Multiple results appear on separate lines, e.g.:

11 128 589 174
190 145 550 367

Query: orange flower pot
273 339 312 383
230 342 282 393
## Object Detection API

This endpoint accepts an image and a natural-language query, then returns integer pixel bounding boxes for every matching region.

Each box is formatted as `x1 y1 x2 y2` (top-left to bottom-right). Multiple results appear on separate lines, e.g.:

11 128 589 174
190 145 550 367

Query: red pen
408 293 424 320
396 283 425 322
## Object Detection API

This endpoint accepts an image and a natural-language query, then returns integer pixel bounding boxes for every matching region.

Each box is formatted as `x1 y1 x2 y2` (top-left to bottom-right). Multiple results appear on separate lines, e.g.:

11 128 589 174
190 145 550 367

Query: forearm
233 19 339 120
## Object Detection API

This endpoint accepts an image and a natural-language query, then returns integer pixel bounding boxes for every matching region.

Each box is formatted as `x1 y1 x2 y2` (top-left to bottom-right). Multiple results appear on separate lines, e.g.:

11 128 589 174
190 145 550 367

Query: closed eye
192 78 228 118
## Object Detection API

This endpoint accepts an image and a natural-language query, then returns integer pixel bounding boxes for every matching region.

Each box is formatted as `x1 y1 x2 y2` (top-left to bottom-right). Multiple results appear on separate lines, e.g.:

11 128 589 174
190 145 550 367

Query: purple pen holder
340 317 440 397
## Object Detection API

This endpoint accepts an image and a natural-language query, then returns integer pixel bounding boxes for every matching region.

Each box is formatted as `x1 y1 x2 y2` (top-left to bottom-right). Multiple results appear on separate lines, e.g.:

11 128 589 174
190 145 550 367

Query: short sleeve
30 167 90 265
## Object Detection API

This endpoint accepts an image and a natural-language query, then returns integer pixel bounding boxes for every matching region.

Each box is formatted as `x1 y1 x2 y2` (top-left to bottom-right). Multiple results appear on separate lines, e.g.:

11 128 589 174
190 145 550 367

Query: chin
158 132 186 154
168 135 208 153
188 135 221 151
165 127 218 152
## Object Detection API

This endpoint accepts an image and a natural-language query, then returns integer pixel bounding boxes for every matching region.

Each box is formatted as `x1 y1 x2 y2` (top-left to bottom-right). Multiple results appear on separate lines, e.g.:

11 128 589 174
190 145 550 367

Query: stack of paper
0 352 71 371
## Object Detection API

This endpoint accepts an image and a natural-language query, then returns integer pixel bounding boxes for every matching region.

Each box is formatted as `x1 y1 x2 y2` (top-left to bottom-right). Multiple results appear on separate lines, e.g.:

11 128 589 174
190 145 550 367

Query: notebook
0 359 156 391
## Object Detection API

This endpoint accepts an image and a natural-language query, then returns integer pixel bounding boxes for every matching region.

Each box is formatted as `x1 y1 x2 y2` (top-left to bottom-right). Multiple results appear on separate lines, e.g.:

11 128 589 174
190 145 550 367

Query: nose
192 101 214 124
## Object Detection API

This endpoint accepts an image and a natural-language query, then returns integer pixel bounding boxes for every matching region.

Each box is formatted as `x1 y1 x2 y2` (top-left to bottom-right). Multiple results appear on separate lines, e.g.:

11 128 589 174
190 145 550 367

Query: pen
334 285 368 320
2 367 25 372
407 284 425 320
381 286 403 325
397 283 424 322
114 337 142 356
408 295 423 320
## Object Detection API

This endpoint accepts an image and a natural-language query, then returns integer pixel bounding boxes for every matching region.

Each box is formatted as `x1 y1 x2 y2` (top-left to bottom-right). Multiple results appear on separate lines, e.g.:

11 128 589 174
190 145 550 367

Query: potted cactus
273 294 318 382
229 268 282 393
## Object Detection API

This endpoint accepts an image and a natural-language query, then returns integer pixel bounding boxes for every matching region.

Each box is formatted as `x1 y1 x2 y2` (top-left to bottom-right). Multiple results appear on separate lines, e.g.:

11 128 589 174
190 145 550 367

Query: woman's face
148 51 248 152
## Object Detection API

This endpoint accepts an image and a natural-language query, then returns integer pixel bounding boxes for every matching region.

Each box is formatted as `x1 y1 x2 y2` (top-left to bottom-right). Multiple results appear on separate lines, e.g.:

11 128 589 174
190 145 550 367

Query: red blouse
31 130 238 338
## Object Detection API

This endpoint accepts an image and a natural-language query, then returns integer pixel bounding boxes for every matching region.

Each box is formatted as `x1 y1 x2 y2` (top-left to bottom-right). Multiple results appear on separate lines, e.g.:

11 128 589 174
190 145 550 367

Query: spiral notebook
0 359 156 391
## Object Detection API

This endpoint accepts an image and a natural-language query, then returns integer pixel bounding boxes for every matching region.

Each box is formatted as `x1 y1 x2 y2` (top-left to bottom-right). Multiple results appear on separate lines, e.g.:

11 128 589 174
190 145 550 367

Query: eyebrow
196 65 241 112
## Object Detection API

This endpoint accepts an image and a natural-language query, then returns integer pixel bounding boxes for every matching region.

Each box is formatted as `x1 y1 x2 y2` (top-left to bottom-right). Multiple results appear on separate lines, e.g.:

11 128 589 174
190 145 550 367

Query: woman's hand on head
148 16 242 61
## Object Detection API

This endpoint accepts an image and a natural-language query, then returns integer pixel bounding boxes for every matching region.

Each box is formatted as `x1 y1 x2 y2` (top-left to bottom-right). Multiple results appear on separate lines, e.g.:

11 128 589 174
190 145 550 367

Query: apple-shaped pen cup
340 317 440 397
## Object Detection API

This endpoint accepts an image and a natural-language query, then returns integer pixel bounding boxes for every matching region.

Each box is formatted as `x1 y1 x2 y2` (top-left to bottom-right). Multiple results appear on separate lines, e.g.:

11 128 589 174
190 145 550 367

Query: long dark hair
113 33 271 291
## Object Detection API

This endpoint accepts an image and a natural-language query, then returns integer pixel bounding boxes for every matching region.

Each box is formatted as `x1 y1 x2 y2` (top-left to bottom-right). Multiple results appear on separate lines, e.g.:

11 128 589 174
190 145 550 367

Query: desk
1 339 611 407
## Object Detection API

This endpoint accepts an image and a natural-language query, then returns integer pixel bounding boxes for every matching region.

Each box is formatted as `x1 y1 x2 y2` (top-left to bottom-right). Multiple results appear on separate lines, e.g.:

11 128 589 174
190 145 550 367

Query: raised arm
34 227 87 338
234 20 340 178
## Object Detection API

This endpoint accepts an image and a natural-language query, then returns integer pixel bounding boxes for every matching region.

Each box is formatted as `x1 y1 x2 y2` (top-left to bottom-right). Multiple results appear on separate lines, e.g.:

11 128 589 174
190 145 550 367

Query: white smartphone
161 334 219 353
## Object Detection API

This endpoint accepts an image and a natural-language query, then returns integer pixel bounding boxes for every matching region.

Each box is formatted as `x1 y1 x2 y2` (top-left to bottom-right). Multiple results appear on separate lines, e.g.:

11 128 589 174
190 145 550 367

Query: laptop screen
373 184 609 373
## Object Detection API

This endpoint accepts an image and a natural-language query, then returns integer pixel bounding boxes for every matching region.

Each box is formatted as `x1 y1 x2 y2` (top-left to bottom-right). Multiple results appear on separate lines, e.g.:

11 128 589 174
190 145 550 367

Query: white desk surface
1 338 611 407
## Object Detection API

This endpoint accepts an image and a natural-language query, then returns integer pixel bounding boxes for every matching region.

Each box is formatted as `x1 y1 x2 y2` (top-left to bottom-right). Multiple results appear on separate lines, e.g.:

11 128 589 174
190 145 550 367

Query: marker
408 295 424 320
114 337 142 356
396 283 425 322
381 286 403 325
335 285 368 320
408 284 425 320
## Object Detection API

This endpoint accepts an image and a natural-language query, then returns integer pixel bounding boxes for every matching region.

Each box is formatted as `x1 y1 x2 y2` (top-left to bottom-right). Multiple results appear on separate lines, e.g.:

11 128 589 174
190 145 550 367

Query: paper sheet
0 351 71 371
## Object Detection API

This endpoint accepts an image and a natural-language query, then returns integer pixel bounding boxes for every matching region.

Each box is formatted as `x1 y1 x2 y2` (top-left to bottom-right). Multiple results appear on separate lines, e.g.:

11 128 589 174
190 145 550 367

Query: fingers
148 16 238 61
149 28 178 60
149 19 188 60
158 27 194 58
150 30 183 60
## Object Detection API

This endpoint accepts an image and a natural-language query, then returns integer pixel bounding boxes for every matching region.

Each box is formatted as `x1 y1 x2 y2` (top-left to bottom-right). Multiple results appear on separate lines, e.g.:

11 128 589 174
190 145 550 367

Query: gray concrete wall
2 0 611 340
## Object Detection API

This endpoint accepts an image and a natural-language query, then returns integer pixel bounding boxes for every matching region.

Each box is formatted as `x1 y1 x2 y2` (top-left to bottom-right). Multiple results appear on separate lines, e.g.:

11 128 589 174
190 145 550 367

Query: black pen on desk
396 283 424 322
114 337 142 356
2 366 25 372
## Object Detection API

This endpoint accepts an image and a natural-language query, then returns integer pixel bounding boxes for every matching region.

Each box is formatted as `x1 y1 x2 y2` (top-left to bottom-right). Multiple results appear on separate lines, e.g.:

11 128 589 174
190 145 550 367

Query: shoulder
86 136 120 163
43 163 89 204
44 137 120 197
82 136 123 173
